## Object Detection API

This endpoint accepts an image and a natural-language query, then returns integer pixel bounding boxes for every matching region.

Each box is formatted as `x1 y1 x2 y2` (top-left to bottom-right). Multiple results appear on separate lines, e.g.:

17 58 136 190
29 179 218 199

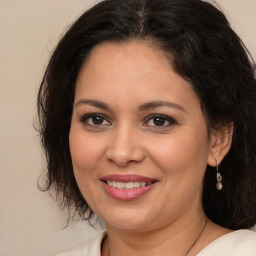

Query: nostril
105 145 146 167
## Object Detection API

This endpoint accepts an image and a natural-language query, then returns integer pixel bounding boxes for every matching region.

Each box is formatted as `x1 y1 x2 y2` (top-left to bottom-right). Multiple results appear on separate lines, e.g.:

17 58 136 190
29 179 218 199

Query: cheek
69 127 105 178
148 129 210 178
69 128 107 207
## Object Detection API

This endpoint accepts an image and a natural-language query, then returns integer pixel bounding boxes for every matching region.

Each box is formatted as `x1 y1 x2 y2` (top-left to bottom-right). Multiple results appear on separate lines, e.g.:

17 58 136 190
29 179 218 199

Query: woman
37 0 256 255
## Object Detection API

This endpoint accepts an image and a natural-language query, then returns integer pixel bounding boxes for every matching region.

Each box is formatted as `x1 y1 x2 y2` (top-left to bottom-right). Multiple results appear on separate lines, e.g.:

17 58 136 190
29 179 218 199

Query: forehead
80 40 172 77
75 40 201 112
77 40 185 89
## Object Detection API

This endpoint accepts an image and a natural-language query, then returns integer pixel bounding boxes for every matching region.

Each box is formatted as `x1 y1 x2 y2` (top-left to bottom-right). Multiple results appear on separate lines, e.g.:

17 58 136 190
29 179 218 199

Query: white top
56 230 256 256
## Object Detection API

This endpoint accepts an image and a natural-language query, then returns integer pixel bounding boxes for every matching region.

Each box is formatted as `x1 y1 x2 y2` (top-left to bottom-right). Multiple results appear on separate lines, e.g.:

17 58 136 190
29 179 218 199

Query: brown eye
92 116 104 125
81 114 111 126
143 114 176 128
153 117 166 126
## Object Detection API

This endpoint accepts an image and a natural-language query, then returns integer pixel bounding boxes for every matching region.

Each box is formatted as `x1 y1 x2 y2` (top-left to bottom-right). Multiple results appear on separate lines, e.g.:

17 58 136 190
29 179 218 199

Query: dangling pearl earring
216 160 223 190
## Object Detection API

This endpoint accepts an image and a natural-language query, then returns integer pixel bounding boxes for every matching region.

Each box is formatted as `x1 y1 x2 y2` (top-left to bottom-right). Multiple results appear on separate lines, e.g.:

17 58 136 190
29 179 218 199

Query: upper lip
100 174 157 183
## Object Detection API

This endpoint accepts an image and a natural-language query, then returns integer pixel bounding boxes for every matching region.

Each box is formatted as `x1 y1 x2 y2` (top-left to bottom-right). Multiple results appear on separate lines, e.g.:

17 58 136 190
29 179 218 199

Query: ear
207 123 234 167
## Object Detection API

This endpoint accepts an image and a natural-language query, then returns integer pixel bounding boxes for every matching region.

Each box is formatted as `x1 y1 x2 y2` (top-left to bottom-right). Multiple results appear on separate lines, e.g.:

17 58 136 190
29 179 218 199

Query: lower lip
102 182 156 201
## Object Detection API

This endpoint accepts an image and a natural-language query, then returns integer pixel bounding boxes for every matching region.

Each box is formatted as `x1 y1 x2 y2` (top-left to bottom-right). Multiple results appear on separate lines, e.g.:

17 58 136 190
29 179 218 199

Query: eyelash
80 113 111 126
143 114 176 128
80 113 176 128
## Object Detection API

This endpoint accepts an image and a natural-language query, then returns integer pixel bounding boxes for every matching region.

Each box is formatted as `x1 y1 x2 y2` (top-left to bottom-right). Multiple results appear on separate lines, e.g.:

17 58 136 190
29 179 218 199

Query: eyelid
79 113 176 128
143 114 176 127
80 113 111 125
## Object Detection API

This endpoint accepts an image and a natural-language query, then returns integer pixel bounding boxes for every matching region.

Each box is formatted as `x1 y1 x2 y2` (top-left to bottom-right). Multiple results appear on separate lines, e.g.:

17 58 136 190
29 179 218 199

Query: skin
69 40 232 256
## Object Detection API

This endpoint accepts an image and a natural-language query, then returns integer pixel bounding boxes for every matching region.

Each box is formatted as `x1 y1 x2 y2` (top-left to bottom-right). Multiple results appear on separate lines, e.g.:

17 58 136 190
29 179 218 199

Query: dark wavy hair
37 0 256 229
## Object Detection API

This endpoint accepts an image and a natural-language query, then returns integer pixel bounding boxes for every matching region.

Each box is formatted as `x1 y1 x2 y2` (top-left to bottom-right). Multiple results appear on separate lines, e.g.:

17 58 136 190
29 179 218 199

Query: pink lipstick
101 174 157 201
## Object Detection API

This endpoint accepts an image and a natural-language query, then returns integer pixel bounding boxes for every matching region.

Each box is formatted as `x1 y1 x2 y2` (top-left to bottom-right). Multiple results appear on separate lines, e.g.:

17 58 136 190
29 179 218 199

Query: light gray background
0 1 255 255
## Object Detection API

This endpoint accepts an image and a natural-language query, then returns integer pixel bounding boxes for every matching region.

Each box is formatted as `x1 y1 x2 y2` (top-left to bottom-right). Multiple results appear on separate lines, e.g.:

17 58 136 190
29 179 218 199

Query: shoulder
54 231 107 256
198 229 256 256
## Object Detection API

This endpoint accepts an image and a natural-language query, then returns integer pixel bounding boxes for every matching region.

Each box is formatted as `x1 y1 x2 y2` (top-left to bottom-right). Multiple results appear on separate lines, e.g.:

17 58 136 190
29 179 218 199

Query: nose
105 125 145 167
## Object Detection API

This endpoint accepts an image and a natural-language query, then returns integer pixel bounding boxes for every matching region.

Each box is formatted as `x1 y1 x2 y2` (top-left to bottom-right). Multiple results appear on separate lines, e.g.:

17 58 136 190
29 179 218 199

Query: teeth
124 182 133 189
139 182 146 187
116 182 124 189
106 181 152 189
133 182 141 188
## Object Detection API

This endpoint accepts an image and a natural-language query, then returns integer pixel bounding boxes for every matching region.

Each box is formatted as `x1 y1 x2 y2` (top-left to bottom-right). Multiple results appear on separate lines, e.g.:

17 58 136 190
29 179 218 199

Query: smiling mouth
105 181 154 190
100 174 157 200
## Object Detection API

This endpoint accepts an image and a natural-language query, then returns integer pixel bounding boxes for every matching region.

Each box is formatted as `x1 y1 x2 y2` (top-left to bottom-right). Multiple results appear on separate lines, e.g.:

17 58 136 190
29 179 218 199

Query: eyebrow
138 101 186 112
74 99 110 110
74 99 186 112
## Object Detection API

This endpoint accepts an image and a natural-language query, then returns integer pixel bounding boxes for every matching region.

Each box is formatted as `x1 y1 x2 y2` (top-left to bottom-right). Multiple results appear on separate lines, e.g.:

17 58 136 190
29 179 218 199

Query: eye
143 114 176 127
81 114 111 126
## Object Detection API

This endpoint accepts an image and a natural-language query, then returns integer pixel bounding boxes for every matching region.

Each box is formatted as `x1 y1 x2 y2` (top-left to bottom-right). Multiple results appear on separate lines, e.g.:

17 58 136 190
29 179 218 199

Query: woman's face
69 41 214 231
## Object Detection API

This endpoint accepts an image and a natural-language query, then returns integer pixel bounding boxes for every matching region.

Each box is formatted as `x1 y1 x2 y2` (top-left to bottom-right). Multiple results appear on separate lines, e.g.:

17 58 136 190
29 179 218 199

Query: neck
104 209 207 256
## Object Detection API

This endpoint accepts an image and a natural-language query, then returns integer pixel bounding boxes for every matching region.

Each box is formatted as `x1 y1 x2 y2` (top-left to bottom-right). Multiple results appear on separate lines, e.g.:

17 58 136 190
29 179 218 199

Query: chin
99 208 160 232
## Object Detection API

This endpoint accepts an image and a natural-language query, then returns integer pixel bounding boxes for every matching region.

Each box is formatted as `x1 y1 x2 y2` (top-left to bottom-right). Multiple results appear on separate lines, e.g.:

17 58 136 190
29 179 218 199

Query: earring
216 160 223 190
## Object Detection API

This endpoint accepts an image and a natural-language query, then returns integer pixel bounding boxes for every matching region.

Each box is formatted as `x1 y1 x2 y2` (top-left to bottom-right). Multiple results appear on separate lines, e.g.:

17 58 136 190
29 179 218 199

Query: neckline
99 229 255 256
197 229 256 255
